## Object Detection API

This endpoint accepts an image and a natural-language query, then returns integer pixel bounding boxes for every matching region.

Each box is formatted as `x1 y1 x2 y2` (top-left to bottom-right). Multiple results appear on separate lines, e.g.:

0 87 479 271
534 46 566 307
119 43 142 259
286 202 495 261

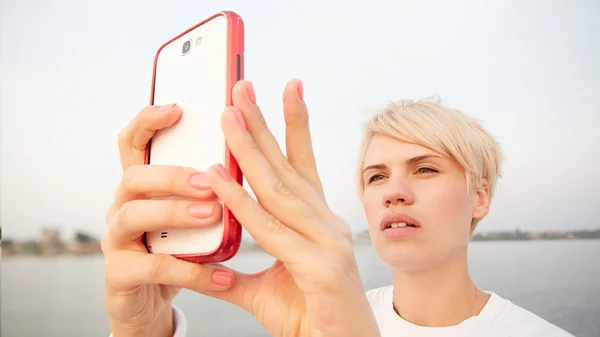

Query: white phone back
146 16 228 255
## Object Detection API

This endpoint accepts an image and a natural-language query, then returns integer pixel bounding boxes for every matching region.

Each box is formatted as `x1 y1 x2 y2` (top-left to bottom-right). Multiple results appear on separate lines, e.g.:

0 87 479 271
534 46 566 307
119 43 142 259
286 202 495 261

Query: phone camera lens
182 39 191 55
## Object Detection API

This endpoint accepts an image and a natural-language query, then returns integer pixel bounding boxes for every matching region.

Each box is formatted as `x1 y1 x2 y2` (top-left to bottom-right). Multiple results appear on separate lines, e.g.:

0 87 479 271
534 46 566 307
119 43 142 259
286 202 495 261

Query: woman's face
361 134 490 270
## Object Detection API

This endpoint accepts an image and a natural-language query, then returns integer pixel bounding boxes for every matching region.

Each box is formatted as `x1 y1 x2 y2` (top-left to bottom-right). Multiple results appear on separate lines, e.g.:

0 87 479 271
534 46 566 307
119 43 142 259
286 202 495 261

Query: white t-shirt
366 285 575 337
110 287 574 337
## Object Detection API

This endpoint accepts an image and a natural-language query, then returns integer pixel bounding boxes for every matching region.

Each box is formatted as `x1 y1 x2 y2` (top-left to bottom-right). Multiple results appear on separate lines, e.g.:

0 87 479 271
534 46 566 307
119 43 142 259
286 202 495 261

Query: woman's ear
472 178 491 220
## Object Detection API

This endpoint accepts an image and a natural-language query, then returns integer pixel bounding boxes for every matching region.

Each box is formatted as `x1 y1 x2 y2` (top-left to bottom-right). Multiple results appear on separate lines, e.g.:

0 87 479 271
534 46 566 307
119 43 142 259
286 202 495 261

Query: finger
106 199 222 248
118 104 182 171
282 79 325 199
205 163 315 261
231 80 288 172
220 107 345 241
199 269 262 314
104 251 235 292
107 165 217 221
231 81 325 210
220 107 329 238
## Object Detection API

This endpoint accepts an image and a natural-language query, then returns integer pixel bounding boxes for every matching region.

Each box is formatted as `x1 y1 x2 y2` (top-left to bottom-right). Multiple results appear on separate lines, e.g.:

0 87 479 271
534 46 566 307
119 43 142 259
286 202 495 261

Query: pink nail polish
188 203 214 218
212 270 233 286
214 164 231 181
246 81 256 104
189 174 210 189
231 108 247 130
158 103 176 112
296 80 304 101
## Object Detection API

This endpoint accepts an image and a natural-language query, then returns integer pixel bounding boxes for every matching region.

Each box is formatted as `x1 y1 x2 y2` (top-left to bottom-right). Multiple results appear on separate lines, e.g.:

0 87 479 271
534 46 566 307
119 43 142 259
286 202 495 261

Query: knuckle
273 179 295 201
161 200 179 226
255 112 268 131
332 218 354 244
284 102 309 125
263 213 284 233
246 138 260 153
231 185 250 205
186 265 209 287
316 218 354 249
165 166 185 191
108 207 127 239
121 165 143 192
280 156 297 175
117 128 130 148
148 255 168 281
290 153 317 169
114 202 131 225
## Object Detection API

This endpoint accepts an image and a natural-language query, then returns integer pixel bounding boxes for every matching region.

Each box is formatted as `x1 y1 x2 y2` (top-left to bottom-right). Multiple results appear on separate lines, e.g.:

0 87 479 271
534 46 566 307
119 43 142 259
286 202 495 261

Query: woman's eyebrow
405 154 445 165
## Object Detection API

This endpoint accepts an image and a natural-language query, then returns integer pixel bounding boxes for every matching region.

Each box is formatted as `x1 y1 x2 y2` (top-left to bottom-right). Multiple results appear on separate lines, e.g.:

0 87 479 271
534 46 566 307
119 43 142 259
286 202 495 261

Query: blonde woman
104 79 573 337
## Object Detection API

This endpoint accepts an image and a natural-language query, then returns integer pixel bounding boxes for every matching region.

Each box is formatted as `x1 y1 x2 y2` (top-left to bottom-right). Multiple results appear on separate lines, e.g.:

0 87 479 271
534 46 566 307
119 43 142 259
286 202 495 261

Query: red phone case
144 11 244 263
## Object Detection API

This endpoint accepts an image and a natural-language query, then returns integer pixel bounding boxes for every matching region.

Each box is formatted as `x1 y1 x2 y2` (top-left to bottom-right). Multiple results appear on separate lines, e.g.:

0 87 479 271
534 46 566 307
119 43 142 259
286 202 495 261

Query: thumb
118 104 182 170
197 270 262 314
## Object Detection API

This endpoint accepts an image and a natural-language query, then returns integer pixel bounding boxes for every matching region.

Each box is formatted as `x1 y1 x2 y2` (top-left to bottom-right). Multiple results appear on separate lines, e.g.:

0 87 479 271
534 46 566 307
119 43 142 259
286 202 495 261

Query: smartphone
144 11 244 263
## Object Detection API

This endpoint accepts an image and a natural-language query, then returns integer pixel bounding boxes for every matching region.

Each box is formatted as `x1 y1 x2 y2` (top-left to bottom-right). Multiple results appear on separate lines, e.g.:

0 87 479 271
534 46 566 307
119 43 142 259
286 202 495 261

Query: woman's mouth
380 214 422 237
385 222 418 229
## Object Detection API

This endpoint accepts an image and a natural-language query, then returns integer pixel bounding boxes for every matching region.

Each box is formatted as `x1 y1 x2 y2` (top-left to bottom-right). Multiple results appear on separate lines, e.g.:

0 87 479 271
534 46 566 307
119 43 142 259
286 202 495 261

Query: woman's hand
103 79 380 337
102 104 236 337
202 80 381 337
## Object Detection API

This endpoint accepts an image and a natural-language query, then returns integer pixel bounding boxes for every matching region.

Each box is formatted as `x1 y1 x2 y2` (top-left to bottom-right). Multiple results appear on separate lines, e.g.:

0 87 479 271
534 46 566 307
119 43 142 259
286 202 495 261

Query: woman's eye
416 167 438 174
368 174 385 183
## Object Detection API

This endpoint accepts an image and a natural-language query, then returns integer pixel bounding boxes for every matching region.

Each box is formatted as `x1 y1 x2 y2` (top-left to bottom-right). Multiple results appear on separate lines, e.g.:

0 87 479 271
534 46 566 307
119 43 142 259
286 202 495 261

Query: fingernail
245 81 256 104
188 203 214 218
189 174 210 189
212 270 233 286
231 107 247 130
296 80 304 101
214 164 231 181
158 103 176 112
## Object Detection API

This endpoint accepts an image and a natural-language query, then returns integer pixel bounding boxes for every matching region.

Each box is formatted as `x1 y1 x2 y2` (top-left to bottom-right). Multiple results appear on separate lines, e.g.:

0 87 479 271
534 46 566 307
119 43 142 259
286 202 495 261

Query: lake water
2 240 599 337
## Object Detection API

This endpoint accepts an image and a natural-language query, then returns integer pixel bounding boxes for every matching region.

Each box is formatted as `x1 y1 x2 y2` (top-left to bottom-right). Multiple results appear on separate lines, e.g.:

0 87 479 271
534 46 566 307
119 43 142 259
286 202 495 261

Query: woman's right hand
102 104 234 337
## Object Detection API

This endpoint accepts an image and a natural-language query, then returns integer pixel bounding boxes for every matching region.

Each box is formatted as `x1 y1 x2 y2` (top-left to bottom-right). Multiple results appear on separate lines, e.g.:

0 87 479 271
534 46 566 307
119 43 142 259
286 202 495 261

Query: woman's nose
383 182 414 207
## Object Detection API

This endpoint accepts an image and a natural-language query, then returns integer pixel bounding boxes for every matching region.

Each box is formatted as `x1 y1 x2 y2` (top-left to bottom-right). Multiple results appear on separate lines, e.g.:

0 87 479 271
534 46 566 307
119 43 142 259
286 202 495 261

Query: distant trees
74 231 97 243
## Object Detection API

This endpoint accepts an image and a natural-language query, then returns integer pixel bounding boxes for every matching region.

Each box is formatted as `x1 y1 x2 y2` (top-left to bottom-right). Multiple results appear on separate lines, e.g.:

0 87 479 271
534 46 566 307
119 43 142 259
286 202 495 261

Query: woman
103 79 573 336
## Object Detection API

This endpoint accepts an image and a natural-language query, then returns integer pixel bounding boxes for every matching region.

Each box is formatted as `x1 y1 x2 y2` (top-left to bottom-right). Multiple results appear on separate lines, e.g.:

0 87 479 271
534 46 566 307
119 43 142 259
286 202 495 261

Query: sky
1 0 599 241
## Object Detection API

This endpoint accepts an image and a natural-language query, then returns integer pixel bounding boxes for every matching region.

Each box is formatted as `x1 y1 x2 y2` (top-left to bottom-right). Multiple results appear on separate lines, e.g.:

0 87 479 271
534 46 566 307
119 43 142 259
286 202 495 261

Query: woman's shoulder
488 294 574 337
363 287 575 337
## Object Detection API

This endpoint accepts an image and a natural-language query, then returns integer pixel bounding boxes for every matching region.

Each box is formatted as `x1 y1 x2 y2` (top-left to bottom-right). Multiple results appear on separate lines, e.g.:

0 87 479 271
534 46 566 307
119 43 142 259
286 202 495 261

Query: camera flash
196 37 202 45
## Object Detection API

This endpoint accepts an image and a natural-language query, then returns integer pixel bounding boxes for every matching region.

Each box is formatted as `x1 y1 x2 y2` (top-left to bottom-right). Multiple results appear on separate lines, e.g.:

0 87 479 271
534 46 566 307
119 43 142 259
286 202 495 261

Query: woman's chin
373 241 431 270
373 238 468 272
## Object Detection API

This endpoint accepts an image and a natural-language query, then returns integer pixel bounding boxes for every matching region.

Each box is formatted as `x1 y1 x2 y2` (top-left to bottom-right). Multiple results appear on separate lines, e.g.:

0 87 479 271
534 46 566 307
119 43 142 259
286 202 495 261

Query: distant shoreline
352 228 600 245
2 237 599 259
470 228 600 241
1 227 598 258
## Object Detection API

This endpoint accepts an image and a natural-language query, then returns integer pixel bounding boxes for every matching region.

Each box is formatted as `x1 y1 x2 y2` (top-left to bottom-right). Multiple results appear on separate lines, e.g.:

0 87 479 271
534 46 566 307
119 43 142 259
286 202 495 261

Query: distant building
38 227 65 255
40 228 61 244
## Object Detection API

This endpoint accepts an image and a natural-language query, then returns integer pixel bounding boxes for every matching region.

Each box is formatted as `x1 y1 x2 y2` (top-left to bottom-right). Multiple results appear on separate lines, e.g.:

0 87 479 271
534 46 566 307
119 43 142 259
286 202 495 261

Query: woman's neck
390 250 489 327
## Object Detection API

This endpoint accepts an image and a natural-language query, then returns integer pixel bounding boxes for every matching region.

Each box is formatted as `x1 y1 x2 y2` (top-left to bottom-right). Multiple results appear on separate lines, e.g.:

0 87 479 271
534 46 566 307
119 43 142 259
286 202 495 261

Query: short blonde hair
356 95 503 232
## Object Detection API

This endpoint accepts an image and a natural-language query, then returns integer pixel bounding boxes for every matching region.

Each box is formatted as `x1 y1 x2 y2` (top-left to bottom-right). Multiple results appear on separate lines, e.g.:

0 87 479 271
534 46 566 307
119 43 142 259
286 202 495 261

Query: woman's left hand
201 79 380 337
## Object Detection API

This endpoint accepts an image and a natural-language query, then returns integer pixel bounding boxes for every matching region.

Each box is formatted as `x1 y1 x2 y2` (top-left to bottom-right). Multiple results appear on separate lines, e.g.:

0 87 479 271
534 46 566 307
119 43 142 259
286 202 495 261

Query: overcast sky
1 0 599 241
